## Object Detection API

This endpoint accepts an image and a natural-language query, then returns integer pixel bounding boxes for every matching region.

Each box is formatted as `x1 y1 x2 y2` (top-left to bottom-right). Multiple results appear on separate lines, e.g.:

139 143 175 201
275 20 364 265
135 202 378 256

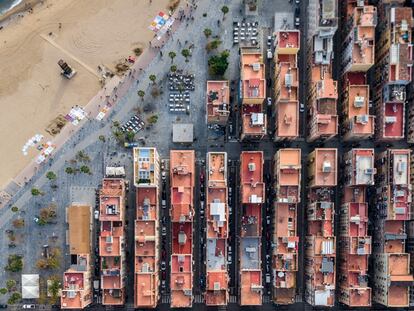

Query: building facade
338 149 374 307
373 149 413 307
239 151 264 305
205 152 229 306
272 149 301 304
240 49 267 140
273 31 300 141
170 150 195 308
133 148 160 308
374 3 413 141
61 205 92 309
305 148 337 306
98 178 126 305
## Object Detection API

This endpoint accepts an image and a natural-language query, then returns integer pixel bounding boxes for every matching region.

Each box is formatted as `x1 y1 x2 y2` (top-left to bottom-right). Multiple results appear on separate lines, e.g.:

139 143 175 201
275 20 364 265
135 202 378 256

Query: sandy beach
0 0 171 190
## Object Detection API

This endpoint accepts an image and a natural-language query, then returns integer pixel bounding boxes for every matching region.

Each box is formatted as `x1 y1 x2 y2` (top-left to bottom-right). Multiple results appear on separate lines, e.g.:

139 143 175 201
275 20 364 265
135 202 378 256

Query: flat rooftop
277 100 299 138
133 147 158 186
390 149 410 185
68 205 91 255
206 238 226 271
241 52 265 99
242 113 267 135
347 84 374 135
240 270 262 306
170 254 192 308
277 149 301 186
349 5 376 66
353 149 375 185
310 148 337 187
275 30 300 49
207 152 227 187
207 187 228 239
277 60 298 101
383 102 404 138
136 186 157 215
240 237 261 270
240 151 265 204
172 222 192 254
207 81 230 119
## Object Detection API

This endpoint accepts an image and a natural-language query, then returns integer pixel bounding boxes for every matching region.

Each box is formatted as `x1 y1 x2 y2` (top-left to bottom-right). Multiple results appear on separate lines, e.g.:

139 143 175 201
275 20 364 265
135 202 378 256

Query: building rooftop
347 4 376 67
309 148 337 187
275 30 300 51
387 7 413 83
277 149 301 186
205 270 228 305
170 254 193 308
207 81 230 123
207 152 227 188
241 52 266 100
276 101 299 138
351 149 376 186
67 205 91 255
133 148 158 186
240 270 262 306
277 59 299 101
346 81 374 135
389 149 410 186
383 102 405 138
241 113 267 136
240 151 264 204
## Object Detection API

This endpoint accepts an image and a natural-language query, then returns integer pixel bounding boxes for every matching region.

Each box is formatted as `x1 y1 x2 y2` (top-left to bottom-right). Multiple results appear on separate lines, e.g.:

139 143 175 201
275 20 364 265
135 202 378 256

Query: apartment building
239 151 264 305
61 205 92 309
133 148 160 308
206 81 230 125
374 3 413 141
373 149 413 307
306 0 338 142
240 49 267 140
99 178 126 305
170 150 195 308
205 152 229 306
339 1 376 140
272 149 301 304
305 148 337 306
338 149 374 307
340 73 375 140
341 1 376 73
273 31 300 141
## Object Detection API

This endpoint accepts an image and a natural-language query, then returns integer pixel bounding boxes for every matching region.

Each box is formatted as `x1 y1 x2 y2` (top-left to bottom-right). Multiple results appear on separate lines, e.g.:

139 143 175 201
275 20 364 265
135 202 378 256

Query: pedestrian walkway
229 295 238 303
161 294 170 304
194 294 204 304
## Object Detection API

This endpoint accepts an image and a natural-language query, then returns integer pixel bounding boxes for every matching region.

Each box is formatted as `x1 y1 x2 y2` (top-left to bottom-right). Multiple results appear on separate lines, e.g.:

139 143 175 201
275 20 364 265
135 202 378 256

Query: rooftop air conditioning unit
354 96 365 108
385 116 397 123
248 163 256 172
356 115 369 124
322 161 332 173
106 236 113 244
285 74 292 87
364 168 376 175
252 63 260 71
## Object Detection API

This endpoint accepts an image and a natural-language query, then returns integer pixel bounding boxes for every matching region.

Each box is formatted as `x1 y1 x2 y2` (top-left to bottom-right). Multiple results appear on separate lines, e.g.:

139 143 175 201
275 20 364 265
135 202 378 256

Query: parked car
0 305 7 309
267 49 273 59
267 97 272 106
300 102 305 113
23 305 36 309
161 171 167 181
94 210 99 220
295 8 300 28
161 261 166 271
162 226 167 236
267 35 272 47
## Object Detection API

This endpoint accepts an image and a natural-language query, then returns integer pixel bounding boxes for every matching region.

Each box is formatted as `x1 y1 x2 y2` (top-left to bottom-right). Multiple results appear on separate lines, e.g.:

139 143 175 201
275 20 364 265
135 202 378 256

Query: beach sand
0 0 171 189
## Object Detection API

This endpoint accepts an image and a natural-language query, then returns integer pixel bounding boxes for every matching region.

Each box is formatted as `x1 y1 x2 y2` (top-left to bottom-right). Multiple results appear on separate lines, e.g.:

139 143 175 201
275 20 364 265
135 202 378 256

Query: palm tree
170 65 177 72
181 49 190 62
203 28 212 38
168 51 177 63
137 90 145 101
149 74 157 84
46 171 57 181
221 6 229 19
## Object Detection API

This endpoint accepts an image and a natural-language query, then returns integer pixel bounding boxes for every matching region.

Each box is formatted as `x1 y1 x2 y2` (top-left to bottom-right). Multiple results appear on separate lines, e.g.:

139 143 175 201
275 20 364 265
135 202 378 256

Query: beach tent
22 274 39 299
